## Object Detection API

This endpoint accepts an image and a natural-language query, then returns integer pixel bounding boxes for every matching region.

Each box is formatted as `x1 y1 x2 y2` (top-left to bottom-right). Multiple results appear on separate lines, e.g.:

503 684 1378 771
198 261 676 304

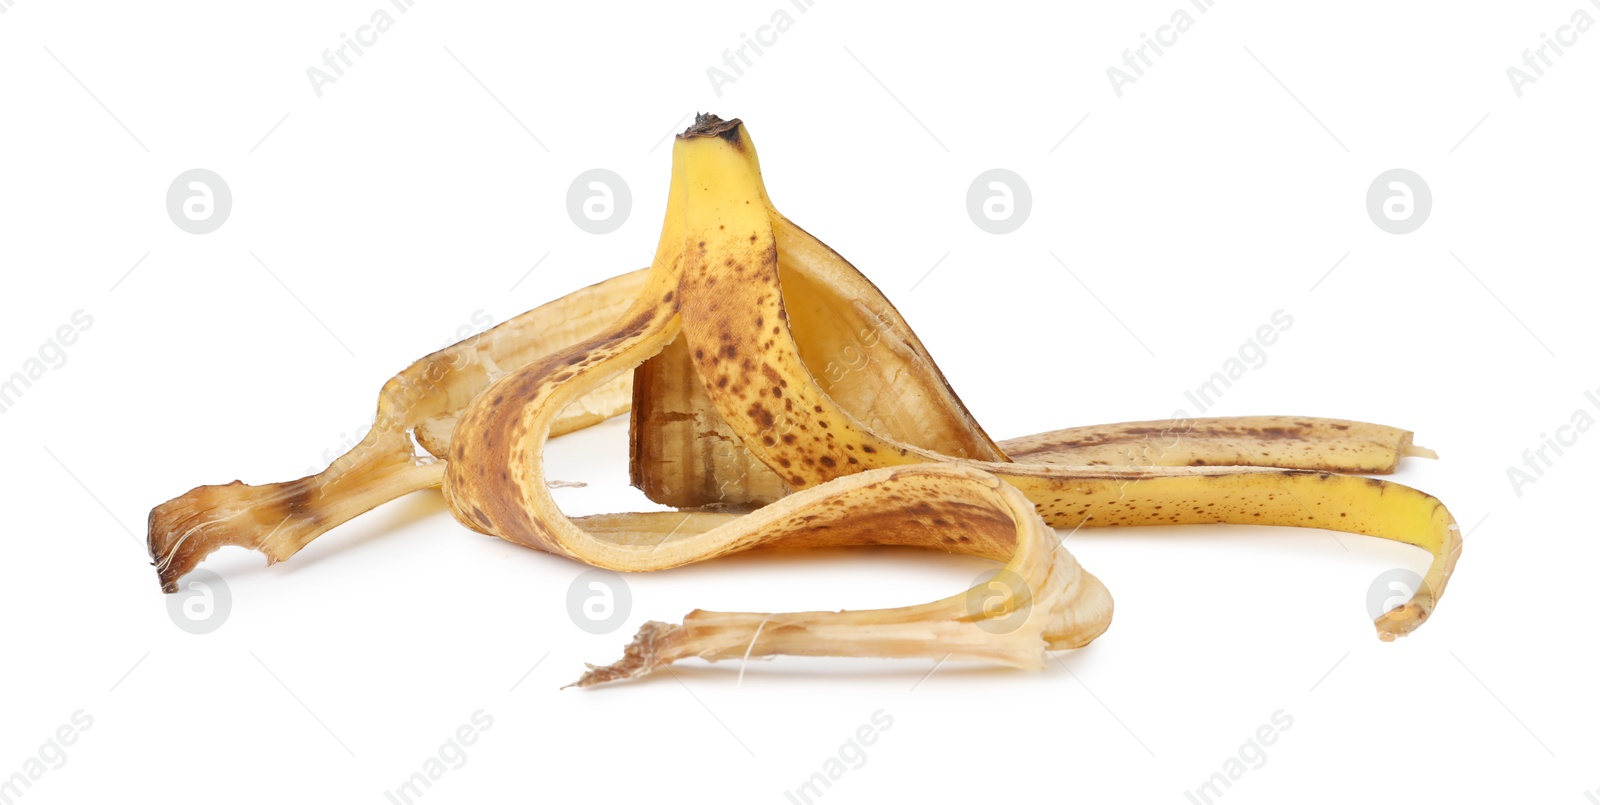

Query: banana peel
147 114 1461 686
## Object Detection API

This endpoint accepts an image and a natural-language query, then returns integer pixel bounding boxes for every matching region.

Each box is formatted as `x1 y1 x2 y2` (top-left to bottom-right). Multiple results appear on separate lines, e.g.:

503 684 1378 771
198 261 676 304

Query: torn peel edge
1398 428 1439 461
148 480 302 594
147 449 445 593
567 621 685 688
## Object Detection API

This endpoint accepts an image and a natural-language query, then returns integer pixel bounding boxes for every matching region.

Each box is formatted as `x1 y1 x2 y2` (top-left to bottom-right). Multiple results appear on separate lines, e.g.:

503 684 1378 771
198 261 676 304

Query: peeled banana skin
146 114 1460 685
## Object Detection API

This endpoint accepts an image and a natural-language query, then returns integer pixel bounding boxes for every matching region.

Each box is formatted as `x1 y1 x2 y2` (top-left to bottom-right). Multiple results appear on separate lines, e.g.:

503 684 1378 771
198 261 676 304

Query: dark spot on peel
281 479 316 515
746 403 775 430
760 364 788 388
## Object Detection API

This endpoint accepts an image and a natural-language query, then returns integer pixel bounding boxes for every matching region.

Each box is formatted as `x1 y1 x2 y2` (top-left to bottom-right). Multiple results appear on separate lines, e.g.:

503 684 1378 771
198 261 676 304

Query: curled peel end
569 621 686 689
1374 602 1430 642
147 479 310 594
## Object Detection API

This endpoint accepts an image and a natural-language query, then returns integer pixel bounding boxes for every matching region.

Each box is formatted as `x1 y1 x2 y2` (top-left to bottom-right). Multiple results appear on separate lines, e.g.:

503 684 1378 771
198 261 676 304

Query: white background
1 1 1596 803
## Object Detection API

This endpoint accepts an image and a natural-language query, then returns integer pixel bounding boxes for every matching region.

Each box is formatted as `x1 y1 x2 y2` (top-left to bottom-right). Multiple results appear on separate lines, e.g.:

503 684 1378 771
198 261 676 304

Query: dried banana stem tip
679 112 743 142
148 448 443 593
567 622 684 688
